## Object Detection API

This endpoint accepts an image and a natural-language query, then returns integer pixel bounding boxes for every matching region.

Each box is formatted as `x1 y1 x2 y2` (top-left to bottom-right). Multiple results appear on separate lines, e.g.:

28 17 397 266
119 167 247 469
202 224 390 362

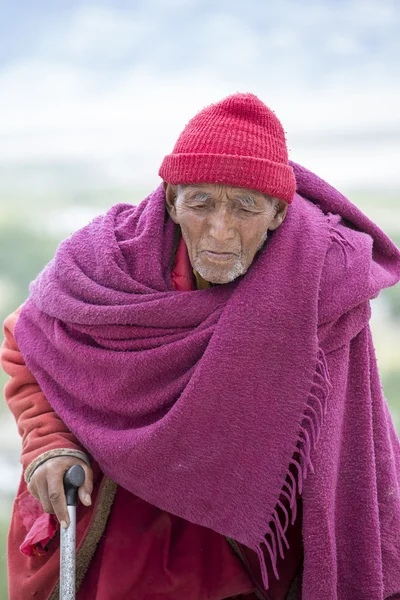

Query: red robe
1 237 302 599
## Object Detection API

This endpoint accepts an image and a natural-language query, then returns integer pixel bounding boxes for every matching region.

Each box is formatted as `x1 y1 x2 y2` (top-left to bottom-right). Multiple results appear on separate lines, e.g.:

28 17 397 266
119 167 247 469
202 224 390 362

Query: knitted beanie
159 93 296 203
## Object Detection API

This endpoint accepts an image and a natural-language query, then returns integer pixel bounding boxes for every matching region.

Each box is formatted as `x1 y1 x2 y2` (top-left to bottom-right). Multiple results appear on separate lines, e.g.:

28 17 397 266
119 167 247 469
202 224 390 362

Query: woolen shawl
15 163 400 598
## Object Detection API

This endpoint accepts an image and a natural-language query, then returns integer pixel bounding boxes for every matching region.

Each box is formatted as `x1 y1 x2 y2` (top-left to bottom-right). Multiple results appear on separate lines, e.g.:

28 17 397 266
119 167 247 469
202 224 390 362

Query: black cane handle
63 465 85 507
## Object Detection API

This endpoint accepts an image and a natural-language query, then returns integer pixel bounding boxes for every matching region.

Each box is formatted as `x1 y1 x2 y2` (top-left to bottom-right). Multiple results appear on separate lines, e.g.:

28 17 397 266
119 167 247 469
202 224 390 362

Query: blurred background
1 0 400 596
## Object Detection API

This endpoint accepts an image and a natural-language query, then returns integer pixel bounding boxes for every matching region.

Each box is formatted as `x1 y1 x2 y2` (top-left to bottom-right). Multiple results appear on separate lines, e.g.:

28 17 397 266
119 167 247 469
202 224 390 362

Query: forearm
1 306 89 478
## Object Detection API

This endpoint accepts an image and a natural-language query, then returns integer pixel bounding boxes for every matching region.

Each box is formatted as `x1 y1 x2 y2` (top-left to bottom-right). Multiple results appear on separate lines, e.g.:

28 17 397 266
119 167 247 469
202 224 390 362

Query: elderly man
2 93 400 600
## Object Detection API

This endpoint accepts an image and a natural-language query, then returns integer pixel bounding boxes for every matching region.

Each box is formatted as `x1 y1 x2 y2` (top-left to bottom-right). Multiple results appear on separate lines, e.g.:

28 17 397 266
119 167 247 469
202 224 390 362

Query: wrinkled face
165 182 288 285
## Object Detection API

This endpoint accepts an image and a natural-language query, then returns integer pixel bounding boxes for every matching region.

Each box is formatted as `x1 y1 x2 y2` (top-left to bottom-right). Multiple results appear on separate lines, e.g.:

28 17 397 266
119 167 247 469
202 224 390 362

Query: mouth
201 251 237 262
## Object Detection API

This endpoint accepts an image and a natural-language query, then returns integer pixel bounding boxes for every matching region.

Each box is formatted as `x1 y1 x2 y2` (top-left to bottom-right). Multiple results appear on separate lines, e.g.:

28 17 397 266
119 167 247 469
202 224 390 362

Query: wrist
24 448 90 483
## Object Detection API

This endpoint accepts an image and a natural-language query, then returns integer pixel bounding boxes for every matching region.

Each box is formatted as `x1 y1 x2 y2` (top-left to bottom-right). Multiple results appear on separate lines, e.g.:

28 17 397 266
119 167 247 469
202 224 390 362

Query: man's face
165 182 288 285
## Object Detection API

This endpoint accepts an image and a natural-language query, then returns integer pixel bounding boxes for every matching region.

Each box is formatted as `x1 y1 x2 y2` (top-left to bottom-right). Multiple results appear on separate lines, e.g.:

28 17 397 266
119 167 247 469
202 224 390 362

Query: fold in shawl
15 163 400 598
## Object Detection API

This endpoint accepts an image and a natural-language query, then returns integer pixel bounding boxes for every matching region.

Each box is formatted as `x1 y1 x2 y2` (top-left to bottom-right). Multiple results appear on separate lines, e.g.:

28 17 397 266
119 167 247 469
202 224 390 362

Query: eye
238 207 257 216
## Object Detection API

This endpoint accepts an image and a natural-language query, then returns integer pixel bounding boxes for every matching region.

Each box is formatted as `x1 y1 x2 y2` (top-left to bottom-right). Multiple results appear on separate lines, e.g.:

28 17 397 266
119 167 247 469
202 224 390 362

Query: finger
78 466 93 506
45 470 69 527
36 478 56 515
27 480 40 502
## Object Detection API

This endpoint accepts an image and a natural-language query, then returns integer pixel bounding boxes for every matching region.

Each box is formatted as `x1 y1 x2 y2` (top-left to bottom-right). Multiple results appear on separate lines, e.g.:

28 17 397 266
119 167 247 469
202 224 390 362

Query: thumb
78 484 92 506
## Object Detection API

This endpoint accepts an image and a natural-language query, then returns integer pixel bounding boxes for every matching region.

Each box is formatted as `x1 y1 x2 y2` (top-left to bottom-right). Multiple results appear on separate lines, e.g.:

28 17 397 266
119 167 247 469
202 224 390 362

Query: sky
0 0 399 190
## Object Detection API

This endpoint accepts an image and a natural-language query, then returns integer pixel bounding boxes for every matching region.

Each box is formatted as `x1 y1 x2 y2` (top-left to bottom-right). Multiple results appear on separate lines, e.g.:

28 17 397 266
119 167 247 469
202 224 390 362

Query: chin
195 260 247 285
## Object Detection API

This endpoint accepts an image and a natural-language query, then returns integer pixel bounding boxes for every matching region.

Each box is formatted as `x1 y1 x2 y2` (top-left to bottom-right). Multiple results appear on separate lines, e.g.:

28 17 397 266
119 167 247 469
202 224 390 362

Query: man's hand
27 456 93 528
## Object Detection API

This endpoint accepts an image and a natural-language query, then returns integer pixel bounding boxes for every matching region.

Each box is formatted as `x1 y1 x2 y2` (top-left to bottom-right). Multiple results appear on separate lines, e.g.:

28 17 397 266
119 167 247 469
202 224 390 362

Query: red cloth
158 93 296 203
19 491 58 556
77 486 255 600
171 235 196 291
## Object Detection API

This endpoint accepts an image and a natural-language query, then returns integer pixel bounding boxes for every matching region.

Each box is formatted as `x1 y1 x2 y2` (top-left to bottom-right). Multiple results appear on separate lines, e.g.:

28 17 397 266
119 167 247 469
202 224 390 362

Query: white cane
60 465 85 600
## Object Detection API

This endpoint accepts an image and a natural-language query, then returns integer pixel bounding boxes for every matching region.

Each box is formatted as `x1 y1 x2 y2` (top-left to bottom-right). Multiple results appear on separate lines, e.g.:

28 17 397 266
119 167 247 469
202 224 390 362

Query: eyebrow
186 191 258 206
186 191 211 202
235 194 257 208
184 190 261 210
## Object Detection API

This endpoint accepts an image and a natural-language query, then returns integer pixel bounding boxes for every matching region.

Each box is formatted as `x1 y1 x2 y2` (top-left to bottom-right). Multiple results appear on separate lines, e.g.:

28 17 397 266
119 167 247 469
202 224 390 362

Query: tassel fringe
257 348 332 590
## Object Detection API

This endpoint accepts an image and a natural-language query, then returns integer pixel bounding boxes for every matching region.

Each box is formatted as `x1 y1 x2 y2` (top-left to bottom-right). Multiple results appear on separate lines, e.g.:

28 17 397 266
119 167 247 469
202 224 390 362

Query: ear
164 182 179 224
268 200 289 231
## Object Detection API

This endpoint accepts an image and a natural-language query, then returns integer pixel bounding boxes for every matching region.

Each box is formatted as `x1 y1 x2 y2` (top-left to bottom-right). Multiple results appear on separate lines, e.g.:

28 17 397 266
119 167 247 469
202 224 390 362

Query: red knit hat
159 93 296 203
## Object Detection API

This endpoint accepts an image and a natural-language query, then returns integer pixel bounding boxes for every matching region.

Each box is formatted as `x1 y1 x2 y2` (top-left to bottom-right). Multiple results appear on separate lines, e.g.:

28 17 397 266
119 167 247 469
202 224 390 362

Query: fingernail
61 520 68 529
84 494 92 505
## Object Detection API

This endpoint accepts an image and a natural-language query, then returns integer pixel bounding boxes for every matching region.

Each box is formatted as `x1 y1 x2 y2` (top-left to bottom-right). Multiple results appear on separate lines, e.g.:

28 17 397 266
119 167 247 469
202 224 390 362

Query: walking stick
60 465 85 600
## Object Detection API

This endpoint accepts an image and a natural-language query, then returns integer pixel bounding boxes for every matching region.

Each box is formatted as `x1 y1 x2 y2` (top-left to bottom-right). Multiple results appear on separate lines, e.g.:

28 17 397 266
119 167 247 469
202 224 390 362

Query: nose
207 206 235 244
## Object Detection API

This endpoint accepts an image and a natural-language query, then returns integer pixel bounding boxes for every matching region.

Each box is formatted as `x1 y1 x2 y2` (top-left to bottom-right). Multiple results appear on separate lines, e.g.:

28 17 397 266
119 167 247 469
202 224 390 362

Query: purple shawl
15 163 400 598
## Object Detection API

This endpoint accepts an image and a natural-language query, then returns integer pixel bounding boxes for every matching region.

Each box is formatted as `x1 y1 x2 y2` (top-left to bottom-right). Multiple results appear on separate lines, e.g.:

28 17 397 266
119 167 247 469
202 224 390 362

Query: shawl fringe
257 349 332 589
